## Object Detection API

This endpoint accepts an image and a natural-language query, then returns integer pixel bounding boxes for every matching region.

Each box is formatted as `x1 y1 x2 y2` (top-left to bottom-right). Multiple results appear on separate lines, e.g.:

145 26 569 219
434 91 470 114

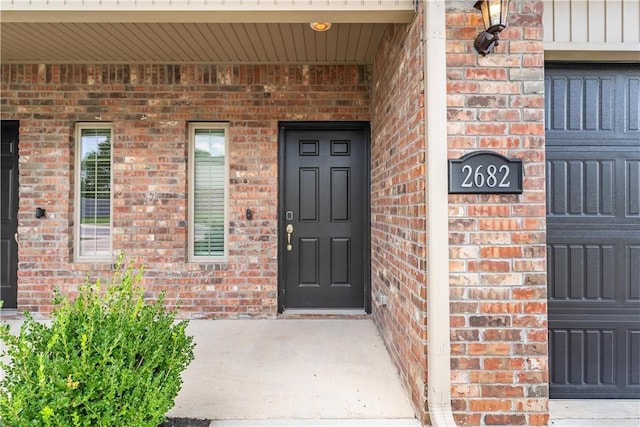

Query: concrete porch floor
549 399 640 426
167 319 420 425
167 319 640 426
3 315 639 426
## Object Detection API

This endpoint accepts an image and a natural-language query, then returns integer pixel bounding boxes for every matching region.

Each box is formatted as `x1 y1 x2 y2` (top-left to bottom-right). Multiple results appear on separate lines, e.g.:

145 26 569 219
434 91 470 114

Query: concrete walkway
167 319 419 425
549 399 640 426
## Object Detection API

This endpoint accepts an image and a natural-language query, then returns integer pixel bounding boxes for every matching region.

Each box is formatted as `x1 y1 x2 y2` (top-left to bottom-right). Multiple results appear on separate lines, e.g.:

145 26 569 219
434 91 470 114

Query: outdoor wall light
474 0 511 56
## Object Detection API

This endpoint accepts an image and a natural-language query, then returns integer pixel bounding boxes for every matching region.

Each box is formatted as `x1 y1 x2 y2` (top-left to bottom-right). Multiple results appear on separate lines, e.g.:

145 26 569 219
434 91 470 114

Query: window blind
193 128 225 257
79 127 111 258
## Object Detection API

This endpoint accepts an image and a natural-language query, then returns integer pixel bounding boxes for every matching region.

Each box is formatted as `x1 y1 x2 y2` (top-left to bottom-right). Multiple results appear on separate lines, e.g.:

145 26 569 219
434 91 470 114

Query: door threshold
279 309 369 319
0 309 20 320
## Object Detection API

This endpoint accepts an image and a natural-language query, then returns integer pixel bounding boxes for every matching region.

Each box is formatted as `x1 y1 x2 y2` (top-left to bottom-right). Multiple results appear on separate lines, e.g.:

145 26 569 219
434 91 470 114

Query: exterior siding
0 63 371 317
543 0 640 48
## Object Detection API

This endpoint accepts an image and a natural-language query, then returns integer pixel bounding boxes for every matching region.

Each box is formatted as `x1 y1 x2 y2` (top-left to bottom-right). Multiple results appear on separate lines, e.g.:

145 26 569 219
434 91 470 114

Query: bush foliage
0 255 195 427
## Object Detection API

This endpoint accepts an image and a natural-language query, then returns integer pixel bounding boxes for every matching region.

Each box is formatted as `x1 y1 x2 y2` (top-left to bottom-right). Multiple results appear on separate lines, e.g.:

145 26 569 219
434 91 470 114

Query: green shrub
0 254 195 427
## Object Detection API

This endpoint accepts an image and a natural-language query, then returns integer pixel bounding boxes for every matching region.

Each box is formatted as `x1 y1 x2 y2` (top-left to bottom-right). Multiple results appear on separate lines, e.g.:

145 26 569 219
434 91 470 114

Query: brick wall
372 1 548 425
0 64 371 317
2 1 548 422
370 11 428 425
446 1 548 425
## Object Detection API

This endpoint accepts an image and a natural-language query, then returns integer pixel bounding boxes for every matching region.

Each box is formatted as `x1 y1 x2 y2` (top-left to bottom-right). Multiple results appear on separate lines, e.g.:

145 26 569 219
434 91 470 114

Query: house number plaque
448 151 523 194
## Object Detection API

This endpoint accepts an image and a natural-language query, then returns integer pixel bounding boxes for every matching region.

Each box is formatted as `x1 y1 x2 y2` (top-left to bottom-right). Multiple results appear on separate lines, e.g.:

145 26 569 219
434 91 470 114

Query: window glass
190 125 227 259
77 126 112 259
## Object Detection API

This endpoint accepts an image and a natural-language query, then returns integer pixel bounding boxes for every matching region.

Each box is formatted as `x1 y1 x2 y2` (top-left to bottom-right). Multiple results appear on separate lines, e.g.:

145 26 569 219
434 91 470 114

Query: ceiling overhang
0 1 416 64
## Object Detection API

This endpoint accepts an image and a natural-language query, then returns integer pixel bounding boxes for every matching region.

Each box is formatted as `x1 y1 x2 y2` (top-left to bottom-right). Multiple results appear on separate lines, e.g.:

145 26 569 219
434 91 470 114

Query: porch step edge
209 419 421 427
278 309 370 319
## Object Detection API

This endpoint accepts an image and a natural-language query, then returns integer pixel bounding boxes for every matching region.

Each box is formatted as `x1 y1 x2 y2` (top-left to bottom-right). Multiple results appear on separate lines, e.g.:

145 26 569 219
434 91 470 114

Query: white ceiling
1 22 395 64
0 4 416 64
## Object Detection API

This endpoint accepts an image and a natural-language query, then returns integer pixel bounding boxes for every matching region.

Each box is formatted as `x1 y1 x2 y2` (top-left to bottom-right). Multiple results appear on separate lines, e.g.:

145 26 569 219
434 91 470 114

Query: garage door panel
547 241 616 302
545 74 616 133
546 157 616 217
549 321 640 398
547 149 640 228
549 326 617 387
546 64 640 145
548 234 640 310
546 63 640 399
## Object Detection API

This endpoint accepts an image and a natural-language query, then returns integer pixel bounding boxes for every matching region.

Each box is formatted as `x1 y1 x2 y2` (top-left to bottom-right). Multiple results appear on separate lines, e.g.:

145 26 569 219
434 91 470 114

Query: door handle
14 233 18 243
286 224 293 252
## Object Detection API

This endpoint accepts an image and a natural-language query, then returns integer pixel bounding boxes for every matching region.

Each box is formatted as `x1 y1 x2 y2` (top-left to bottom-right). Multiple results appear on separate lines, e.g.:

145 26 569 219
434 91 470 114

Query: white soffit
0 0 416 64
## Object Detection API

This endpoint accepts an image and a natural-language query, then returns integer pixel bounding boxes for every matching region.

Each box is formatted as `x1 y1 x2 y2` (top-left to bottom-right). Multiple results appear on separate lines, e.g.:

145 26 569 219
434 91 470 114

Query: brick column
447 1 548 425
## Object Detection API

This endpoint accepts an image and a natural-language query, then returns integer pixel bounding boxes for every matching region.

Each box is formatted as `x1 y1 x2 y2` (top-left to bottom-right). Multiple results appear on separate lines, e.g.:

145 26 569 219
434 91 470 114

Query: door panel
1 121 19 309
280 124 369 310
546 64 640 398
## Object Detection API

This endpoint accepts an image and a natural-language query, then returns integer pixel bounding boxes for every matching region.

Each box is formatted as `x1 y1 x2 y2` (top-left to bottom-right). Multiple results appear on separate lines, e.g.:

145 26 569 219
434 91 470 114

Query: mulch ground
161 418 212 427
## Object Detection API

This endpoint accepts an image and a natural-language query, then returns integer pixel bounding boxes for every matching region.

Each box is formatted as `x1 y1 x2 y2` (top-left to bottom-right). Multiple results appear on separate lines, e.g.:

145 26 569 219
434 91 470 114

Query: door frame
277 121 371 313
1 120 19 309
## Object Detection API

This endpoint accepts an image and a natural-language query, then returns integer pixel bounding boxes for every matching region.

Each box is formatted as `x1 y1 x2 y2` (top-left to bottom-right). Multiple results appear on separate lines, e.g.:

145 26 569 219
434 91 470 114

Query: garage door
546 63 640 399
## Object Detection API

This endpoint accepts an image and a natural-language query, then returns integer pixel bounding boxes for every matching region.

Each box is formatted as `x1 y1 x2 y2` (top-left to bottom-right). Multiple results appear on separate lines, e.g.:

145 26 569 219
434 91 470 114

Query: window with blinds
75 124 113 260
189 123 228 260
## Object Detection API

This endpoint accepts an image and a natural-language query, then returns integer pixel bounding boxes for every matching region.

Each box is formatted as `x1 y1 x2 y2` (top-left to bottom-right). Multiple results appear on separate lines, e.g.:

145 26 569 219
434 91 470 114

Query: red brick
515 398 548 412
524 301 547 314
470 370 515 383
480 302 523 314
455 414 482 426
467 205 511 217
513 287 546 300
480 246 523 258
482 385 525 398
483 329 523 341
484 357 525 370
470 399 512 411
468 343 512 356
466 122 509 135
465 68 508 81
479 218 522 231
468 260 511 272
451 357 481 370
485 414 526 425
528 329 548 342
528 413 550 425
452 384 481 397
513 315 547 328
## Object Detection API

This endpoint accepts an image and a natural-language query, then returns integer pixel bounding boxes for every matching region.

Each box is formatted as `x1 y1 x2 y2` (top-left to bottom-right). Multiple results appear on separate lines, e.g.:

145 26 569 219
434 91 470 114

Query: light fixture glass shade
310 22 332 32
474 0 510 34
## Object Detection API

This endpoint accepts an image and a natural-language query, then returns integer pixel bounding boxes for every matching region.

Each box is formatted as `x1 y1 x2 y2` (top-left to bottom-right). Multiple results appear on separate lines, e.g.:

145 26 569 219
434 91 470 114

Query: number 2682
460 164 511 188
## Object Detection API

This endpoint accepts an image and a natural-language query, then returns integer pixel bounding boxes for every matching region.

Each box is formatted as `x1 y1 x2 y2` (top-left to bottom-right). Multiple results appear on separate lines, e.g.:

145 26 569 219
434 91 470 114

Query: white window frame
188 122 229 262
74 123 114 262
